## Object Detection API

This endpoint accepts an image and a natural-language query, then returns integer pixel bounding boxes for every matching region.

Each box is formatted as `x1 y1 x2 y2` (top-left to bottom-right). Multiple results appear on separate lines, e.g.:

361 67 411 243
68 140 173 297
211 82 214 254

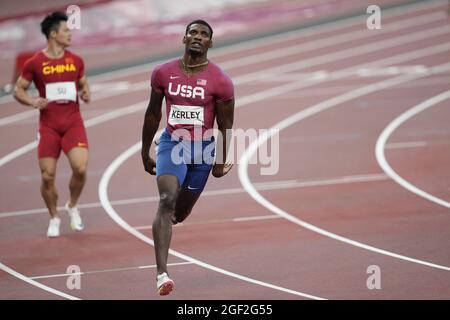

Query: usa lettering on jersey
168 82 205 99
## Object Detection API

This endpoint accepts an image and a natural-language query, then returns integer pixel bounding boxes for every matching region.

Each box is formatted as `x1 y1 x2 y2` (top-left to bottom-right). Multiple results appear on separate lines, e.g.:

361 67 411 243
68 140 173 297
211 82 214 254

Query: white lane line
232 215 281 222
385 141 427 149
0 262 80 300
135 215 282 230
0 141 38 167
0 9 446 127
376 90 450 209
0 201 103 218
254 174 389 190
99 144 325 300
238 62 450 272
275 77 450 98
0 110 37 127
0 174 390 218
29 262 193 280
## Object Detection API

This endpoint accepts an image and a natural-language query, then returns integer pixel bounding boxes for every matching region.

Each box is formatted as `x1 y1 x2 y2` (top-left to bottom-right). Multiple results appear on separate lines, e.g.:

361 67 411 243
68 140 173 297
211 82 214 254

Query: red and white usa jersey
151 59 234 140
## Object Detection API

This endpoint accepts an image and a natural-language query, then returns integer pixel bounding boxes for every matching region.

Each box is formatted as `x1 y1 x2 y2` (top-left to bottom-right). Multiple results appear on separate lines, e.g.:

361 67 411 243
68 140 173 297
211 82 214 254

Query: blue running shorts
156 129 215 193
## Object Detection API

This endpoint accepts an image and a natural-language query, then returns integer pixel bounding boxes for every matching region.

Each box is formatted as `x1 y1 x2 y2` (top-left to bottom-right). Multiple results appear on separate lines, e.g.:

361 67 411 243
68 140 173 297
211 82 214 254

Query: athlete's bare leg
173 188 202 224
153 174 180 275
39 157 59 218
66 147 88 208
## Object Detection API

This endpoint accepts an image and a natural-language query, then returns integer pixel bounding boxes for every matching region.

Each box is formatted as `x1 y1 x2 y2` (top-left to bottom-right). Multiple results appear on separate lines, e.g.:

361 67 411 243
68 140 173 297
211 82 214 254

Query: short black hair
185 20 213 39
40 11 68 39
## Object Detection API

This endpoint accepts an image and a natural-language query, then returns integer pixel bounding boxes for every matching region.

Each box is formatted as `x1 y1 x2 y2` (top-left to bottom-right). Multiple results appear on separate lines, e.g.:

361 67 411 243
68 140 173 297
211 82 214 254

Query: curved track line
238 65 450 272
0 262 80 300
98 142 325 300
376 90 450 208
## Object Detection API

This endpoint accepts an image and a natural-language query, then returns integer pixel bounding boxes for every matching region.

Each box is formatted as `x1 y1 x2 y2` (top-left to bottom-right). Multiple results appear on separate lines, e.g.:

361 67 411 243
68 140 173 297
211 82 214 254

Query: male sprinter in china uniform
141 20 234 296
14 12 90 237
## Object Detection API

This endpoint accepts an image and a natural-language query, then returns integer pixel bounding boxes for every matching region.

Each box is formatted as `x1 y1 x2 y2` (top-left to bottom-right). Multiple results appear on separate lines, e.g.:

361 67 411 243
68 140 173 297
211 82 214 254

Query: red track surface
1 1 450 300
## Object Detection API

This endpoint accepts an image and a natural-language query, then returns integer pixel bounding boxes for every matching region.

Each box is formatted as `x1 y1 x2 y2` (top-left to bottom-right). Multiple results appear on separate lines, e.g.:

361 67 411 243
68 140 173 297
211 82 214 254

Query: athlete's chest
163 72 213 105
36 57 79 82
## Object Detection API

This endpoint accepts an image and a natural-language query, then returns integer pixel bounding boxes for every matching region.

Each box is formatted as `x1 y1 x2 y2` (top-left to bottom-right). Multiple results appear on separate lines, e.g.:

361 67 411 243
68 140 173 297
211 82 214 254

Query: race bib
168 105 204 126
45 82 77 102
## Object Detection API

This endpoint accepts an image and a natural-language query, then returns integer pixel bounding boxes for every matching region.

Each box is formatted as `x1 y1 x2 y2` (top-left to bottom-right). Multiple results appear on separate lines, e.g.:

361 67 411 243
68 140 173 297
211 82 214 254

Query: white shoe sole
157 279 174 296
70 223 84 231
47 233 60 238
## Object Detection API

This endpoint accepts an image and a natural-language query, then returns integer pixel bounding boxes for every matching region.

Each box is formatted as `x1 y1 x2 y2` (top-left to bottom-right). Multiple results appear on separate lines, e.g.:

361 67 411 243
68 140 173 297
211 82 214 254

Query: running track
0 0 449 299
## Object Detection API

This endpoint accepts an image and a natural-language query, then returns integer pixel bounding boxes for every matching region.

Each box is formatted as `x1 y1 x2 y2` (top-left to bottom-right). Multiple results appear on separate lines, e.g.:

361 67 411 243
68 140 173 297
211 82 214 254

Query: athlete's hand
142 153 157 175
80 89 91 104
32 97 49 110
212 163 233 178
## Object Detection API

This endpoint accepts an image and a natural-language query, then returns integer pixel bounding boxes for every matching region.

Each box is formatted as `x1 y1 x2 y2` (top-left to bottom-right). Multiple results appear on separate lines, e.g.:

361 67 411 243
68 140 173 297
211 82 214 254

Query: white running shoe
47 217 61 238
65 202 84 231
156 272 174 296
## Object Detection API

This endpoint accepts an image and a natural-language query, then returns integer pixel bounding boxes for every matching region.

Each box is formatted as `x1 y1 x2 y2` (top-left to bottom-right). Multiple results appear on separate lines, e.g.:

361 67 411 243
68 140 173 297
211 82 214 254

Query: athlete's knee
41 170 56 185
72 163 87 178
159 192 177 213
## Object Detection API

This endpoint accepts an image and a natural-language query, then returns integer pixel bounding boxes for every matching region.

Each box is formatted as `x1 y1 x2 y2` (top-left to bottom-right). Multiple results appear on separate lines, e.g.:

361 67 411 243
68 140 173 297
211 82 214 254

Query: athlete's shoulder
22 51 44 72
64 50 84 63
152 59 179 81
154 59 178 73
208 61 233 85
208 61 231 77
26 51 45 63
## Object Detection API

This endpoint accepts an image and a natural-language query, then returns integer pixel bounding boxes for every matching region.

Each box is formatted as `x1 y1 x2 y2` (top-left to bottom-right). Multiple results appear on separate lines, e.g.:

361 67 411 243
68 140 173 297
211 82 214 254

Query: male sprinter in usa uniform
141 20 234 295
14 12 90 238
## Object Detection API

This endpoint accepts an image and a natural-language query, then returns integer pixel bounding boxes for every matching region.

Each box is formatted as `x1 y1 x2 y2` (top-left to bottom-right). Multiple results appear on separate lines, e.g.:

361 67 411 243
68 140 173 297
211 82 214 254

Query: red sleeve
216 72 234 103
150 65 163 93
20 58 35 82
78 56 85 79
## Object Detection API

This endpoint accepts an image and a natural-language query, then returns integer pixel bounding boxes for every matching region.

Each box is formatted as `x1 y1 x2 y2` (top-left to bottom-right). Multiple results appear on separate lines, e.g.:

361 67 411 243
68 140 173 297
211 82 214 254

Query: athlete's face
183 24 212 55
51 21 71 47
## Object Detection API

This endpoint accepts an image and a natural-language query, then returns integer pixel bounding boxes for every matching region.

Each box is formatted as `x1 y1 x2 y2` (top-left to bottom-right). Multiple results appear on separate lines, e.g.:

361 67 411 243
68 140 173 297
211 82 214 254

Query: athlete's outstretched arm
78 75 91 104
13 76 49 109
141 89 164 175
213 98 235 178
